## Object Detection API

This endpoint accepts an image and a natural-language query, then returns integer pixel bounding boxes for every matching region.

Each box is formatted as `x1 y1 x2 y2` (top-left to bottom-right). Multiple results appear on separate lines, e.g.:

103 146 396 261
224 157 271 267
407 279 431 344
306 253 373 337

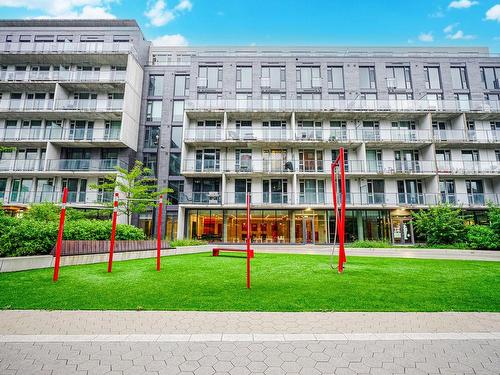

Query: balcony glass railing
46 158 127 172
0 127 121 142
0 42 137 56
54 99 123 111
0 190 116 205
185 99 500 113
436 160 500 174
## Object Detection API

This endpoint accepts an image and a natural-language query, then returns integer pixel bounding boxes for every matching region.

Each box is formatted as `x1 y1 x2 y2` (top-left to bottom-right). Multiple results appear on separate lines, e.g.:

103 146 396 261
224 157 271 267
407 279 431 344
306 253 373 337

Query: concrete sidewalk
1 311 499 375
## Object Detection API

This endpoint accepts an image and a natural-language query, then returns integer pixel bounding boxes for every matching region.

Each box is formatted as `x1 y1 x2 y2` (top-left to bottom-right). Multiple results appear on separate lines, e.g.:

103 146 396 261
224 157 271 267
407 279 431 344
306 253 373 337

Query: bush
170 239 208 248
347 240 392 248
487 204 500 234
0 219 146 257
412 205 466 245
466 225 500 250
24 203 111 222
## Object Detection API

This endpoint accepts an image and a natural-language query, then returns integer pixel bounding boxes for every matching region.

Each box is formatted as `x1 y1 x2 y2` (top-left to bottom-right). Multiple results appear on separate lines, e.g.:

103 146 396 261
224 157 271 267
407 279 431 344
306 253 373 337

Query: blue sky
0 0 499 50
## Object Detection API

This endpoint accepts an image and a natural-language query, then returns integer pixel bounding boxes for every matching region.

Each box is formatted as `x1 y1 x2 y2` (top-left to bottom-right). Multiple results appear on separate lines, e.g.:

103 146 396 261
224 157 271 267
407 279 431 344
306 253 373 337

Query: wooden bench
212 248 254 258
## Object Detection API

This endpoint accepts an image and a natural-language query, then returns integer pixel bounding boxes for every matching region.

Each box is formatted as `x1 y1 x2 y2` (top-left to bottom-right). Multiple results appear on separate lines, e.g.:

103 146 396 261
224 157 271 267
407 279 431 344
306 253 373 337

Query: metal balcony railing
436 160 500 174
185 99 500 113
0 127 122 142
0 42 137 57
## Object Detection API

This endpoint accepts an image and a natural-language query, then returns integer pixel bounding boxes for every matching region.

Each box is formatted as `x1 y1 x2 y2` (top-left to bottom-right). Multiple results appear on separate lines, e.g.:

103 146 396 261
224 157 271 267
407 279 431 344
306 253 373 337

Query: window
261 66 286 90
0 178 7 199
195 149 220 172
235 179 251 204
80 35 104 42
495 150 500 162
327 66 344 90
466 180 484 205
299 150 323 172
144 126 160 148
19 35 31 43
198 92 222 100
366 150 382 172
148 75 164 96
174 75 190 96
296 66 321 89
171 127 182 149
56 35 73 42
146 100 162 122
105 121 121 140
359 66 376 89
386 66 412 89
168 181 184 205
34 35 54 42
169 153 181 176
172 100 184 122
461 150 480 161
480 67 500 90
297 93 321 100
331 149 349 171
236 66 252 89
235 149 252 172
451 67 468 89
366 179 385 204
198 66 222 89
263 179 288 204
299 179 325 204
397 180 423 204
113 35 130 42
5 35 12 43
143 153 157 175
440 180 456 204
424 66 441 89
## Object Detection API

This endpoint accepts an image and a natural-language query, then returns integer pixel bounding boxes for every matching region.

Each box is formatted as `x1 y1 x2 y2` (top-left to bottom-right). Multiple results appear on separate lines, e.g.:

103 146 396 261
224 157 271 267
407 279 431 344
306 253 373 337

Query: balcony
0 70 126 83
185 99 500 113
436 160 500 175
54 99 123 111
433 130 500 144
181 159 222 175
1 190 115 206
0 159 45 172
46 159 127 172
0 42 137 56
0 127 122 144
365 160 436 175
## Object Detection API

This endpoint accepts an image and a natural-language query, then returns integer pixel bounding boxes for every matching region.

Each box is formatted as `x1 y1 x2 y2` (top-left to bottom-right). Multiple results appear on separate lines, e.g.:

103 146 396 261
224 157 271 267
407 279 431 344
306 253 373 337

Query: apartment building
0 20 148 216
143 46 500 244
0 19 499 244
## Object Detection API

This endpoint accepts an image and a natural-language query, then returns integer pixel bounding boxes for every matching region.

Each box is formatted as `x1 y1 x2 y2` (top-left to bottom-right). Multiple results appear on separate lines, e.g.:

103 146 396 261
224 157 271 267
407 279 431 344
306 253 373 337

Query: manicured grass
0 253 499 312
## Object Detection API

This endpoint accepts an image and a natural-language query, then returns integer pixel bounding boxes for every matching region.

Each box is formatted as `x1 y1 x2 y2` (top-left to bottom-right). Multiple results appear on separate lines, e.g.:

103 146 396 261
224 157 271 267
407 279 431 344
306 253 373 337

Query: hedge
0 219 146 257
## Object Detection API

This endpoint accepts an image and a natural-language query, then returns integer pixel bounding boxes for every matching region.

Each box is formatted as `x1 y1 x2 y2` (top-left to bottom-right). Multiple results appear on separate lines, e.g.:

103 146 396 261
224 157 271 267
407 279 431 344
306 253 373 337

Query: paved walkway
0 311 499 374
246 245 500 261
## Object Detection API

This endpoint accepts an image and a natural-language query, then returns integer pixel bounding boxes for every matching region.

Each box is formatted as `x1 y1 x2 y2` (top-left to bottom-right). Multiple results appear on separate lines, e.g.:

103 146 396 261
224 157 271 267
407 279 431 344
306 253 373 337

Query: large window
359 66 376 89
146 100 162 122
386 66 412 89
327 66 344 90
424 66 442 89
299 179 325 204
170 127 182 149
299 150 323 172
480 67 500 90
236 66 252 90
172 100 184 122
261 66 286 90
195 149 220 172
169 152 181 176
451 67 468 90
198 66 222 89
235 179 251 204
397 180 423 204
296 66 321 89
168 180 184 205
148 75 164 96
263 179 288 204
144 126 159 148
466 180 484 205
174 75 190 96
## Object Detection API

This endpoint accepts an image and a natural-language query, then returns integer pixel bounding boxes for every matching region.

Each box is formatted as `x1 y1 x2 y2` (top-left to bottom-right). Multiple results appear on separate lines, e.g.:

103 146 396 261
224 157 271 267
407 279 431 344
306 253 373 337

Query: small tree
90 160 170 225
412 204 467 245
487 204 500 234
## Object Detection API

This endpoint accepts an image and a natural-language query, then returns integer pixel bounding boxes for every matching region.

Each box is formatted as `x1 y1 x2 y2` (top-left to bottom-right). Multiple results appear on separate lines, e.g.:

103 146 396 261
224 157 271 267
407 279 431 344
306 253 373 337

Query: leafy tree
487 204 500 234
412 205 466 245
90 160 170 225
466 225 500 250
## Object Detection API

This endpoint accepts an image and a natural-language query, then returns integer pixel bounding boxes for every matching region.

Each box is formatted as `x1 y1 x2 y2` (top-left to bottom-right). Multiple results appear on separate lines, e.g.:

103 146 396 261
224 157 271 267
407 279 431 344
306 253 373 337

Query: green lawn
1 253 499 312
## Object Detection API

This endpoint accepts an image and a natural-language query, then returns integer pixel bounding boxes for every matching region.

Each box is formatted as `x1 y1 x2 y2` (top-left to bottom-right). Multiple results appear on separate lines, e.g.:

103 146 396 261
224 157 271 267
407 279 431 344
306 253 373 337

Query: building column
177 207 185 240
290 212 296 243
356 211 364 241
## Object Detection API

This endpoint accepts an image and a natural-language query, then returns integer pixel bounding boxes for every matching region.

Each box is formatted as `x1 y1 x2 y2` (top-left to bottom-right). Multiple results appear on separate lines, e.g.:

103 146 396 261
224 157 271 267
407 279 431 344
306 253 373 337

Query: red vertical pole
53 187 68 282
157 195 163 271
246 192 251 289
108 192 119 273
339 147 347 272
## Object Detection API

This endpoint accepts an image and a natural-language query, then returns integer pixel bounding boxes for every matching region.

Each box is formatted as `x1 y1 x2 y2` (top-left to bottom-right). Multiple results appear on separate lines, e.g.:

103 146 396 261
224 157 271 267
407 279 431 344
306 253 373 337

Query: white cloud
429 9 445 18
448 0 478 9
151 34 188 46
175 0 192 11
446 30 476 40
418 32 434 42
0 0 116 19
485 4 500 22
443 23 458 33
145 0 193 27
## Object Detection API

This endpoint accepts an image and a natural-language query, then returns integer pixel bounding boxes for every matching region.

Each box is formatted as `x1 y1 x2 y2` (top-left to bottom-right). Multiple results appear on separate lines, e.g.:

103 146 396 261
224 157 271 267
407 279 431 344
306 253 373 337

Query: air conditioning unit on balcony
197 77 207 88
207 191 220 204
260 77 270 88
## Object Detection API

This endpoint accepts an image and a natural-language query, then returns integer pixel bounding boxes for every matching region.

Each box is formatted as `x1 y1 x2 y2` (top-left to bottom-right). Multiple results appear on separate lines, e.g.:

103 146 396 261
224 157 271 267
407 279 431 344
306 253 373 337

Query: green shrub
347 240 392 248
412 205 466 245
24 203 111 222
466 225 500 250
487 204 500 234
0 219 146 257
170 239 208 248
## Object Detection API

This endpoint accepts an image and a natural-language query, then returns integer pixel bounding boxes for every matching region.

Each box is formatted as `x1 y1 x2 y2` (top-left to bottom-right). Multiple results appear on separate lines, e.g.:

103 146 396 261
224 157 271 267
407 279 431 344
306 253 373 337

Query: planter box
51 240 170 256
